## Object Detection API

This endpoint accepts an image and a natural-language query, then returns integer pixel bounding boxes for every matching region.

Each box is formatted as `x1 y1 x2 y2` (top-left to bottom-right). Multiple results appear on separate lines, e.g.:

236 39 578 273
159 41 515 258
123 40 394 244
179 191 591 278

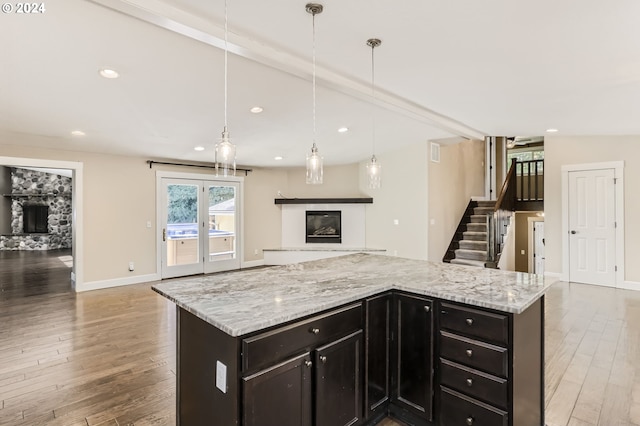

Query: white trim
561 161 624 287
78 273 161 292
0 156 84 291
619 281 640 291
527 217 544 274
241 259 264 269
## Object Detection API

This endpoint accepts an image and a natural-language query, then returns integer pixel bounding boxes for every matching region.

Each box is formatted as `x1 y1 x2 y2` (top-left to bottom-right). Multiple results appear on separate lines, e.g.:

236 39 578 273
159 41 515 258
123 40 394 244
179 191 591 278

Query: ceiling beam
87 0 486 141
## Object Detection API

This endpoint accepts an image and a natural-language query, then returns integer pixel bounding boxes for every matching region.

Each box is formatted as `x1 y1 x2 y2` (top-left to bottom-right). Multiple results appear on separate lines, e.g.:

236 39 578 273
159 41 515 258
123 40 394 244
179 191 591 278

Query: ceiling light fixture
274 156 283 161
366 38 382 189
250 106 263 114
194 146 205 151
546 128 558 133
215 0 236 177
305 3 323 185
338 127 349 133
99 68 119 79
70 130 85 136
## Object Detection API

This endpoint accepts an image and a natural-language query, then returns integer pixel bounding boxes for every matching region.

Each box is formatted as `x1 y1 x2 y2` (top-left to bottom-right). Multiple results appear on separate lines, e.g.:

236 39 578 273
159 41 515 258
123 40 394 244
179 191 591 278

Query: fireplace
306 210 341 244
23 204 49 234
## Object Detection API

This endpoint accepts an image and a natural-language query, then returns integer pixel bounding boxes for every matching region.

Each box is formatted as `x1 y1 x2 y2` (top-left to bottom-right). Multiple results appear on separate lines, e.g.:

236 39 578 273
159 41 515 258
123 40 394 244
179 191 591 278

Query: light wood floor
1 252 640 426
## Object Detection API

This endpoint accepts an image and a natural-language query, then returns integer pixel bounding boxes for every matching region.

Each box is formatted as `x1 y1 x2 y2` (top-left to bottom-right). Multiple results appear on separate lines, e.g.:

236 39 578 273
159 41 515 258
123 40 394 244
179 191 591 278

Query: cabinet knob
466 318 474 326
466 416 474 425
466 378 473 387
319 355 327 364
466 349 473 358
304 360 312 368
424 306 430 312
310 328 320 334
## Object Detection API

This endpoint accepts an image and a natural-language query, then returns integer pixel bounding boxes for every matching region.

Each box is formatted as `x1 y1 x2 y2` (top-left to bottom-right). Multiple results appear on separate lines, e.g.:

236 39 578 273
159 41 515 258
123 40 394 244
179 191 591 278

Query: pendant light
366 38 382 189
215 0 236 177
305 3 323 185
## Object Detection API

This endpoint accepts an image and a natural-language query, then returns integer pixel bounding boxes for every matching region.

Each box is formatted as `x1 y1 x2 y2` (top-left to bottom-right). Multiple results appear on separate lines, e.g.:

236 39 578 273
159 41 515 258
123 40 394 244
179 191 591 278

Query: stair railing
487 158 518 266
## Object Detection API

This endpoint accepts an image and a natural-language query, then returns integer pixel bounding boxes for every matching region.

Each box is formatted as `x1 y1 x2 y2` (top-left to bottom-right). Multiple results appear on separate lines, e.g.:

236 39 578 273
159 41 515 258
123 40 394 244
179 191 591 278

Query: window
507 147 544 175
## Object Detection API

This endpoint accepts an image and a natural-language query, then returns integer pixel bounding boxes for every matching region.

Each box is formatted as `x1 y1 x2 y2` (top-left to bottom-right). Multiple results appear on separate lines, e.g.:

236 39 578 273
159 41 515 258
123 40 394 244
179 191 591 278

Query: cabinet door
366 294 391 415
393 294 434 421
315 330 363 426
243 352 312 426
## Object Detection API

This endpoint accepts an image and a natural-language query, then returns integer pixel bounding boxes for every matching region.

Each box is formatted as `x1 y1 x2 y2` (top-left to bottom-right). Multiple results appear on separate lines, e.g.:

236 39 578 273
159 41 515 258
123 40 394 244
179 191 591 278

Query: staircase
449 200 495 267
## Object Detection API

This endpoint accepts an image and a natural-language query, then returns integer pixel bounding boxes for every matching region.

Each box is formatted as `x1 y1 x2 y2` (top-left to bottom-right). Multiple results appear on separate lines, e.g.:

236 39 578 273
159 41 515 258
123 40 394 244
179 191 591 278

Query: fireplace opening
306 210 341 244
23 204 49 234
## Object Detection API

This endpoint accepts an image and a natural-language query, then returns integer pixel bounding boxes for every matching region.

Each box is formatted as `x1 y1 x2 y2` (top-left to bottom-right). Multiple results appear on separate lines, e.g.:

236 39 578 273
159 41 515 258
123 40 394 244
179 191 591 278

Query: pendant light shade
216 127 236 176
367 38 382 189
305 3 323 185
216 0 236 176
306 142 323 184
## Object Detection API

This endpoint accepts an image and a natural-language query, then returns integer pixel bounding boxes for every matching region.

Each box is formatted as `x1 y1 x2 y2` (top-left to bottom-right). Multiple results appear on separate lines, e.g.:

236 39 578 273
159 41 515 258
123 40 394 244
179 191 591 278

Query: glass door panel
204 182 240 274
161 179 202 279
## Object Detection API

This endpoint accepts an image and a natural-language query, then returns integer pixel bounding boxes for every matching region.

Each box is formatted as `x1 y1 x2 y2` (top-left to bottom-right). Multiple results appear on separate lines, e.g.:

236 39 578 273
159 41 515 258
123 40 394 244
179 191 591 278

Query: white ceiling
3 0 640 168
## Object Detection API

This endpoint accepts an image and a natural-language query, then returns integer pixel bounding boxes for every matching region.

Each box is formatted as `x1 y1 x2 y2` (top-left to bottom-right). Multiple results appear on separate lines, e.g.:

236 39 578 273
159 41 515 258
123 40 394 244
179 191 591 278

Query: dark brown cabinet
365 293 391 420
243 353 312 426
315 331 363 426
392 293 434 423
241 304 363 426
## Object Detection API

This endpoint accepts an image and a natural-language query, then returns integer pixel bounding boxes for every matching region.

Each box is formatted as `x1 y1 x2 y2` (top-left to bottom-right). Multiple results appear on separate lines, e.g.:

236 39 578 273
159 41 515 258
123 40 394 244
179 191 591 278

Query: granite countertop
152 253 553 337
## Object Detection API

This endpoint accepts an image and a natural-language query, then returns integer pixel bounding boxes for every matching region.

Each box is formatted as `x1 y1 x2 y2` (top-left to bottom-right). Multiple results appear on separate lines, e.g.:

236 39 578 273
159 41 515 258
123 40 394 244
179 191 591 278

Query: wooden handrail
487 159 518 266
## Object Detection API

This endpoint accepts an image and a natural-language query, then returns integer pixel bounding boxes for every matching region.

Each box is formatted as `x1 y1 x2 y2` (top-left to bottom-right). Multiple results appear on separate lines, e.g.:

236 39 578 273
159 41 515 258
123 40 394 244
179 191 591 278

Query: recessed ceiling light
546 128 558 133
250 106 263 114
274 156 283 161
338 127 349 133
194 146 205 151
99 68 119 79
71 130 85 136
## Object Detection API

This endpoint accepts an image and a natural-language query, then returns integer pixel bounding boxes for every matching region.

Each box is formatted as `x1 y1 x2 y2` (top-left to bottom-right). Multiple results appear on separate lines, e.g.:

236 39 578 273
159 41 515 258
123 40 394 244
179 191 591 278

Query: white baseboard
242 259 265 269
619 280 640 291
77 273 161 292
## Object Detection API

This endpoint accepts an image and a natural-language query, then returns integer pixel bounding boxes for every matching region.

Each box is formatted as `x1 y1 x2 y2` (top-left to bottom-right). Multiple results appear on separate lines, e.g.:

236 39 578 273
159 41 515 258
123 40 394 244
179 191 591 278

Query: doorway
0 156 82 291
528 218 544 275
158 174 242 279
562 162 623 287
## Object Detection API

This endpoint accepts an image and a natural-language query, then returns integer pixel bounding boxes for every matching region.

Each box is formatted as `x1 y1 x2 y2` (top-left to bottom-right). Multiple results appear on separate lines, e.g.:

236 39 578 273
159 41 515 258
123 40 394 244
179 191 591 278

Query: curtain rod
147 160 252 176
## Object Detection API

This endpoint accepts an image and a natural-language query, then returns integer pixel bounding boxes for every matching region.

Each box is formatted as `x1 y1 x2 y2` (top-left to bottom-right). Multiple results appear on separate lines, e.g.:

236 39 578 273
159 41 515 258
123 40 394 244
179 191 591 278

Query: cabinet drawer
440 359 507 409
440 331 508 377
242 303 362 371
440 387 508 426
440 302 508 345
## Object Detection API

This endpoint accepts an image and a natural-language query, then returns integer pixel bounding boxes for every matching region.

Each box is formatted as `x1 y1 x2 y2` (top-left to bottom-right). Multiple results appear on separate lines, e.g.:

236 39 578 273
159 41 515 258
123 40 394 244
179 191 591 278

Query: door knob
304 360 312 368
319 355 327 364
571 230 577 234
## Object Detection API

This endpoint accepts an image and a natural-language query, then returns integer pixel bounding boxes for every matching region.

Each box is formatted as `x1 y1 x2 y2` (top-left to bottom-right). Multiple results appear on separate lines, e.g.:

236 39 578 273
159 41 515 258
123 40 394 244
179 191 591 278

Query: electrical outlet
277 190 283 197
128 261 135 271
254 249 259 255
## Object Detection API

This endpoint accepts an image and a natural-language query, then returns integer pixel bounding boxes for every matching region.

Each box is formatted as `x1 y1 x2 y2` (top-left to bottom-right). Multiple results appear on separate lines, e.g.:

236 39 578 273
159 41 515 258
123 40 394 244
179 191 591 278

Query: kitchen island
153 253 552 426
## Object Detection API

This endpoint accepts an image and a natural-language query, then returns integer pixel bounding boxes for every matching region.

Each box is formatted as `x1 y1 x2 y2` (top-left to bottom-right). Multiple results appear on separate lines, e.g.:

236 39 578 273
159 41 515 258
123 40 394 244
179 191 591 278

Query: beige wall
360 142 430 260
427 139 486 262
514 212 542 272
545 135 640 282
283 163 362 198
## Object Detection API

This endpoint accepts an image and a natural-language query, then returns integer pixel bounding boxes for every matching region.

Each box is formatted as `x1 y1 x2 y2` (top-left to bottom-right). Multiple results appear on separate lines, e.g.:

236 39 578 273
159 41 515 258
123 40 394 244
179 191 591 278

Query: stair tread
455 249 488 254
450 259 486 267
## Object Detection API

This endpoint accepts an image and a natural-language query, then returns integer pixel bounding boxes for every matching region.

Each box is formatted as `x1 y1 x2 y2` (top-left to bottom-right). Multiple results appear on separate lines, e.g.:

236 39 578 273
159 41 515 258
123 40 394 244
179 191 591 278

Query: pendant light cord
224 0 228 131
371 42 375 156
312 11 317 147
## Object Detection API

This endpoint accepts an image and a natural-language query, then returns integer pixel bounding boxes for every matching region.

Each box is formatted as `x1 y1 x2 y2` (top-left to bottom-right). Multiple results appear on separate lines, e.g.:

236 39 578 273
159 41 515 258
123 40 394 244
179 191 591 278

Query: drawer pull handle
466 378 473 387
466 318 474 326
466 349 473 357
424 306 431 312
310 328 320 334
304 360 312 368
466 416 474 425
319 355 327 364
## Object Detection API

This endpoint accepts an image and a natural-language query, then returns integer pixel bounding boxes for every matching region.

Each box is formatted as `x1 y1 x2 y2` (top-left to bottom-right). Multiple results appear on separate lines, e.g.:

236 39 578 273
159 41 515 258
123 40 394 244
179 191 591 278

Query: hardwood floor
1 251 640 425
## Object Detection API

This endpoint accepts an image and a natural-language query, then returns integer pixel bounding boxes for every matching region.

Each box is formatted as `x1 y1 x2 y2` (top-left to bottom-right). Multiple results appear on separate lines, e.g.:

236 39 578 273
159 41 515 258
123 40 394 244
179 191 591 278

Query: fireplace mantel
274 197 372 204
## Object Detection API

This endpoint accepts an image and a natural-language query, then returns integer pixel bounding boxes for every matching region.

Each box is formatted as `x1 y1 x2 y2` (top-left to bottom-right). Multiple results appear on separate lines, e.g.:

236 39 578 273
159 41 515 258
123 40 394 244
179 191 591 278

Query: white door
533 221 545 275
160 178 241 279
568 169 616 286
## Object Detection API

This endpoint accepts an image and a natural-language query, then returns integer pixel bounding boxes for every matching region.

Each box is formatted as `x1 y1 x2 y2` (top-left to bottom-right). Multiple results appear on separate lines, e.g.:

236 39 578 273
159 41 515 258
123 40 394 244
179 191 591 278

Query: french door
160 177 241 279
